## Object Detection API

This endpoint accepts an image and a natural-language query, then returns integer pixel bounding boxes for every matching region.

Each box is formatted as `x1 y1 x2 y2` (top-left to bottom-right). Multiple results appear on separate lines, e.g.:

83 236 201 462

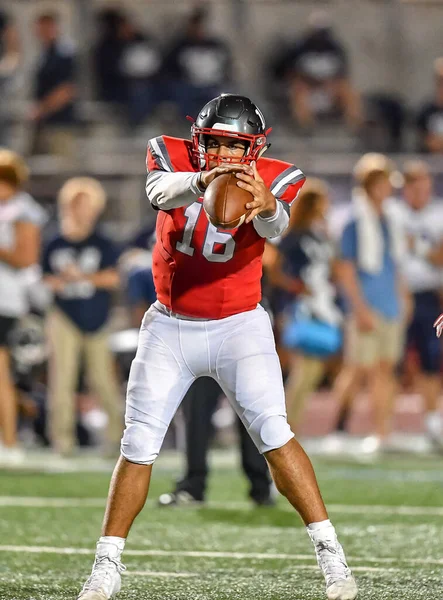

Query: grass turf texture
0 454 442 599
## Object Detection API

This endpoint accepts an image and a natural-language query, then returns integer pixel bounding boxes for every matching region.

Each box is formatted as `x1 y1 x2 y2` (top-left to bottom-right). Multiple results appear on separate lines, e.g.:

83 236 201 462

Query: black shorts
407 291 442 373
0 315 17 347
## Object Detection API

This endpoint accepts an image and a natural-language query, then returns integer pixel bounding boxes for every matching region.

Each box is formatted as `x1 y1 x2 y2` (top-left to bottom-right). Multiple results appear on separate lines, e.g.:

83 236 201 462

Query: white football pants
121 302 293 464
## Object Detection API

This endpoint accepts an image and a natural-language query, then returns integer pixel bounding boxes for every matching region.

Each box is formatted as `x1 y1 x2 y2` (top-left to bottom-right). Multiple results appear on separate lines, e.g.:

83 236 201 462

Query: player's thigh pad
215 306 293 454
121 308 193 465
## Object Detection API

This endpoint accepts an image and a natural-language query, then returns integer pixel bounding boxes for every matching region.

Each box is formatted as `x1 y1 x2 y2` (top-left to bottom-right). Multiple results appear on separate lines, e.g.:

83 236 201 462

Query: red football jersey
147 135 305 319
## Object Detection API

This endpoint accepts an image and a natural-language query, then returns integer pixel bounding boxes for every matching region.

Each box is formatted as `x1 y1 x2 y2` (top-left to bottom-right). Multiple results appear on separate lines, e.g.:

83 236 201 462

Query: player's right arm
146 170 203 210
145 136 202 210
145 136 252 211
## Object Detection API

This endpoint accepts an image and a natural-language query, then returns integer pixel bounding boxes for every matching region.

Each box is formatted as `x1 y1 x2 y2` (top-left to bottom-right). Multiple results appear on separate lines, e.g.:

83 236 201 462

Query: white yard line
126 571 197 578
0 497 105 507
0 545 441 567
348 566 404 573
1 495 442 517
126 565 402 576
209 501 443 516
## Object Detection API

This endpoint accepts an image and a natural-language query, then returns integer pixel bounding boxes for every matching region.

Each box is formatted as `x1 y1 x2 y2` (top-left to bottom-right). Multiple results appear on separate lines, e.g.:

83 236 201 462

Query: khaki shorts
345 314 404 367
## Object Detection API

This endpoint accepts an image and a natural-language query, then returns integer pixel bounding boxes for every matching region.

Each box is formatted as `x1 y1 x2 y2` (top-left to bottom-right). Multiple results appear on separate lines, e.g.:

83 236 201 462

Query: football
203 173 253 230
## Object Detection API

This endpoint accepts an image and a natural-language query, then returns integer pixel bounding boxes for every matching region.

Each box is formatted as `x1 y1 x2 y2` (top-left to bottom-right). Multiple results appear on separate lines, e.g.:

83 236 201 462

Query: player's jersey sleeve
146 135 197 173
253 160 306 239
145 136 202 210
268 164 306 218
146 136 175 173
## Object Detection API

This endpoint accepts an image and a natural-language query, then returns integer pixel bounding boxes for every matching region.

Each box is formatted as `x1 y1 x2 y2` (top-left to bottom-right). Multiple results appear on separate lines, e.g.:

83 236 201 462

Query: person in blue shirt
334 154 411 452
42 177 123 456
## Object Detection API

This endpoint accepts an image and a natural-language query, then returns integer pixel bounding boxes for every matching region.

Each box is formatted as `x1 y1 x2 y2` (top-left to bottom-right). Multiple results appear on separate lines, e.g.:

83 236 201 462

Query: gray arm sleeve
252 200 289 239
146 171 203 210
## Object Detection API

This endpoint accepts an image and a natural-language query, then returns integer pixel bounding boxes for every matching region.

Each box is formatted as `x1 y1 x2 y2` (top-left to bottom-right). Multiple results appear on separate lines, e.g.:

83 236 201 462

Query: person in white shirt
400 160 443 448
0 149 46 461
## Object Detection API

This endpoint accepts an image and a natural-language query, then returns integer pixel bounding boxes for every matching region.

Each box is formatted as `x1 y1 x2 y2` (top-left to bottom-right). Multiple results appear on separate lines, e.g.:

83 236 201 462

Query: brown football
203 173 253 230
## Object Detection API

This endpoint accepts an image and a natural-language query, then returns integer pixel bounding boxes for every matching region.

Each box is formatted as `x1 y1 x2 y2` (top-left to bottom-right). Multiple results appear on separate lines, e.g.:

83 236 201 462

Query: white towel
353 190 405 274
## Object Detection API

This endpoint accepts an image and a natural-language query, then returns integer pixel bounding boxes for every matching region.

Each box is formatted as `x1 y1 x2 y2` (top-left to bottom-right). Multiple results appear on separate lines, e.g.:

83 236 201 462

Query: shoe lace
83 556 126 592
316 540 349 584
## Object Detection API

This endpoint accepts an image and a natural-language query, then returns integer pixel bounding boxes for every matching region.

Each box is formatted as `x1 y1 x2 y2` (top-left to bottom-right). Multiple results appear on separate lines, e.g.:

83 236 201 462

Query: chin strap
257 144 271 159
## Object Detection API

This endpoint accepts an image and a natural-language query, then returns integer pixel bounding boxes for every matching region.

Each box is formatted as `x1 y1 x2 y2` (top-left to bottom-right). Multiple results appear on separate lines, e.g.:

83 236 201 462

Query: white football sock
306 519 336 542
425 411 442 438
96 536 126 560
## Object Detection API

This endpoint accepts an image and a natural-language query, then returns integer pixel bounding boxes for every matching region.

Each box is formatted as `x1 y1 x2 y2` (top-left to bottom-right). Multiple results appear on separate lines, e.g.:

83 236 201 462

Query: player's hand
434 313 443 338
355 305 377 333
235 161 277 223
199 163 253 190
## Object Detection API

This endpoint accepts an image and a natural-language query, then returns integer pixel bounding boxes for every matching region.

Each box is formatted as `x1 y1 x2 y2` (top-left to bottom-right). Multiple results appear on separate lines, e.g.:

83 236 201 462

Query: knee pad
251 413 294 454
120 421 162 465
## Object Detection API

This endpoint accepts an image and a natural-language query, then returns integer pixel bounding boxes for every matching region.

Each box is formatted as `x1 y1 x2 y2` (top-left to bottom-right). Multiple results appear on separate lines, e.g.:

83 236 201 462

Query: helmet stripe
254 106 266 130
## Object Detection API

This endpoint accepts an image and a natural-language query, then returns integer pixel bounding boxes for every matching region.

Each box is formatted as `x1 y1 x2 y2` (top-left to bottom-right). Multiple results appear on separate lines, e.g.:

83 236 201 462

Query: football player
77 94 357 600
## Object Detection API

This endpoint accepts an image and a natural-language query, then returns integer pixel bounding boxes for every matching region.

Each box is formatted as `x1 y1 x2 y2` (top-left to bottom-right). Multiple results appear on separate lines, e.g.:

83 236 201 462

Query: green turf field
0 453 442 599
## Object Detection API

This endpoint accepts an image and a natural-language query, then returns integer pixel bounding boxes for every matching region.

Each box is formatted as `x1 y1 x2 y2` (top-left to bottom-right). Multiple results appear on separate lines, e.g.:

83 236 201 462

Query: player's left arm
236 161 305 239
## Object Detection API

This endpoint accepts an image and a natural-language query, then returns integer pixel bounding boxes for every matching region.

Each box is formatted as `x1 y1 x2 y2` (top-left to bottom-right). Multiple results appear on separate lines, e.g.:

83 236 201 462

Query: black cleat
252 495 276 507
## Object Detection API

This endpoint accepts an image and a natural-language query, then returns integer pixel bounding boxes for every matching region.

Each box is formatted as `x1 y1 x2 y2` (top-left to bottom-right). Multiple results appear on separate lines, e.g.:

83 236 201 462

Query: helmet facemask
191 125 270 170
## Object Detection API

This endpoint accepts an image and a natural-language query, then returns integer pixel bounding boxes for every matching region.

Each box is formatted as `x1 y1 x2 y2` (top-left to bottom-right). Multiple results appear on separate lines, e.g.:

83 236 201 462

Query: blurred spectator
119 16 163 128
262 241 294 377
0 11 21 145
163 7 232 118
93 9 126 104
120 224 157 327
417 58 443 153
272 11 362 130
9 313 49 445
363 93 406 153
158 377 274 507
334 154 410 451
93 9 163 128
399 161 443 448
268 179 343 432
29 12 78 159
0 149 46 463
42 178 122 456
